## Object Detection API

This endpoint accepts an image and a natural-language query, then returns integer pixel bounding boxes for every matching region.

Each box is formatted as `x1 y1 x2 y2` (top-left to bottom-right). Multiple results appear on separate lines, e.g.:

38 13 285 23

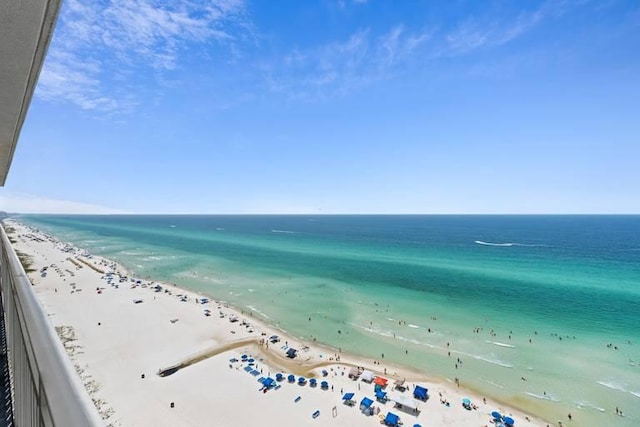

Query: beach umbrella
241 354 247 359
275 373 283 381
321 381 329 389
287 374 295 383
462 398 471 406
491 411 502 420
298 377 306 384
413 425 422 427
504 416 515 426
247 358 255 363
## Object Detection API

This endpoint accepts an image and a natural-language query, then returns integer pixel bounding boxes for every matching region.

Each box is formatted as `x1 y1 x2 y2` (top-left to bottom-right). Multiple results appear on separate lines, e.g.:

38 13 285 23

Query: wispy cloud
444 0 571 55
264 25 432 100
37 0 248 113
0 192 127 214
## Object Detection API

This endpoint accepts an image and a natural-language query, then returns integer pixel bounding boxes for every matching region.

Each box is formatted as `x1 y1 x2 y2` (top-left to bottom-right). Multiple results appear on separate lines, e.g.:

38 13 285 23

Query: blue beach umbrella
241 354 247 359
504 416 515 426
462 398 471 406
321 381 329 390
491 411 502 420
275 373 283 381
413 425 422 427
247 358 255 363
287 374 295 383
298 377 306 385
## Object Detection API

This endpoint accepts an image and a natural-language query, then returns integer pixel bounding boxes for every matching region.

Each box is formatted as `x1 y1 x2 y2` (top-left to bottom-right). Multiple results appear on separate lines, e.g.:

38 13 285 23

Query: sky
2 0 639 214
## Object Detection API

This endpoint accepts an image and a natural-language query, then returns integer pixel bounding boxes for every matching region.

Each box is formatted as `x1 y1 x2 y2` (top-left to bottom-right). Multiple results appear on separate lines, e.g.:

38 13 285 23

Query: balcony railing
0 225 102 426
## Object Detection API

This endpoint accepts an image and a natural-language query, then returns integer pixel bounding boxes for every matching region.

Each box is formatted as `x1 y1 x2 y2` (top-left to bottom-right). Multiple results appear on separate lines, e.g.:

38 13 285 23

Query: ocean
16 214 640 426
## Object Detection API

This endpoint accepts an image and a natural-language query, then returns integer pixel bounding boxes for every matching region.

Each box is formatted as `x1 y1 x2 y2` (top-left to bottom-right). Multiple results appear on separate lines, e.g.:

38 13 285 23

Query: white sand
6 220 549 427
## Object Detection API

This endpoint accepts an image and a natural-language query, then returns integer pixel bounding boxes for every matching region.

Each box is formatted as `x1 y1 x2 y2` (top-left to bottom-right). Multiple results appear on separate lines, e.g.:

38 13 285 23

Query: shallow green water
18 214 640 426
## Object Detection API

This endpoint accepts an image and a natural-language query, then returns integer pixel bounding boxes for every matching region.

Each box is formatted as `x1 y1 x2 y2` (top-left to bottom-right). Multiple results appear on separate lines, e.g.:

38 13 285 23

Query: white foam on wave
216 228 224 231
574 400 606 412
347 322 443 350
486 340 516 348
453 350 514 368
597 381 640 399
525 392 560 402
272 229 296 234
482 379 504 389
473 355 514 368
474 240 545 247
408 324 421 329
247 305 269 319
598 380 626 393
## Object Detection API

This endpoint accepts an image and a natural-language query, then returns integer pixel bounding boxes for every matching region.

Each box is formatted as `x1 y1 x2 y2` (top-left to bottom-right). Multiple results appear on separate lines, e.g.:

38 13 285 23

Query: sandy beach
5 219 550 427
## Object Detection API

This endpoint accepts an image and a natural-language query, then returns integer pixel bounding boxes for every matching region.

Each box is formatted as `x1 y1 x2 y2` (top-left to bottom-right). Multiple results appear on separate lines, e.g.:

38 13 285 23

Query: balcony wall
0 225 102 426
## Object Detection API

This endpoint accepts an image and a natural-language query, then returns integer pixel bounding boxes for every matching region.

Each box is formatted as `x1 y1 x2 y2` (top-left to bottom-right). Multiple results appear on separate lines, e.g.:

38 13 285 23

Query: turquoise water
17 215 640 426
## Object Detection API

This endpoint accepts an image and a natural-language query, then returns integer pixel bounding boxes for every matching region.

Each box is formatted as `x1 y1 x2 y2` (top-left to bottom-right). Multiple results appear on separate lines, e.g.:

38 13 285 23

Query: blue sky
2 0 639 213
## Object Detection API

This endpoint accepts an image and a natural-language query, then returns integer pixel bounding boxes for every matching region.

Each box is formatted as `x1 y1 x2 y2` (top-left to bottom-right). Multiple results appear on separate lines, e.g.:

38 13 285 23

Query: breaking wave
486 340 516 348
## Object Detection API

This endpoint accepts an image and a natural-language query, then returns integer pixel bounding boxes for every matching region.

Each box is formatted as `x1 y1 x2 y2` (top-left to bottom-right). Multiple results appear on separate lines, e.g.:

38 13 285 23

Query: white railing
0 226 103 426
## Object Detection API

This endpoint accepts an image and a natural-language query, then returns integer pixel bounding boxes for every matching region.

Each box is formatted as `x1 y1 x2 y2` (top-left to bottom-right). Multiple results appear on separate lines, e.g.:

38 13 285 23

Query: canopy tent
286 348 298 358
342 392 355 401
375 390 387 401
504 416 515 426
374 377 388 387
384 412 400 427
413 385 428 401
263 378 275 388
360 370 375 383
360 397 374 408
391 393 419 410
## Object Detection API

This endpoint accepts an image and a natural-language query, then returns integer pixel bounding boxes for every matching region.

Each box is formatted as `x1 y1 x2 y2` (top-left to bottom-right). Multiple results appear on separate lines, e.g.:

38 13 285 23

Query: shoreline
5 219 550 426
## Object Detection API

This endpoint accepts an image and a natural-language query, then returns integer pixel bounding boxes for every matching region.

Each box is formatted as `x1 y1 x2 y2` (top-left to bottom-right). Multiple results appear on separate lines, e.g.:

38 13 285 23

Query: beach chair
312 410 320 419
